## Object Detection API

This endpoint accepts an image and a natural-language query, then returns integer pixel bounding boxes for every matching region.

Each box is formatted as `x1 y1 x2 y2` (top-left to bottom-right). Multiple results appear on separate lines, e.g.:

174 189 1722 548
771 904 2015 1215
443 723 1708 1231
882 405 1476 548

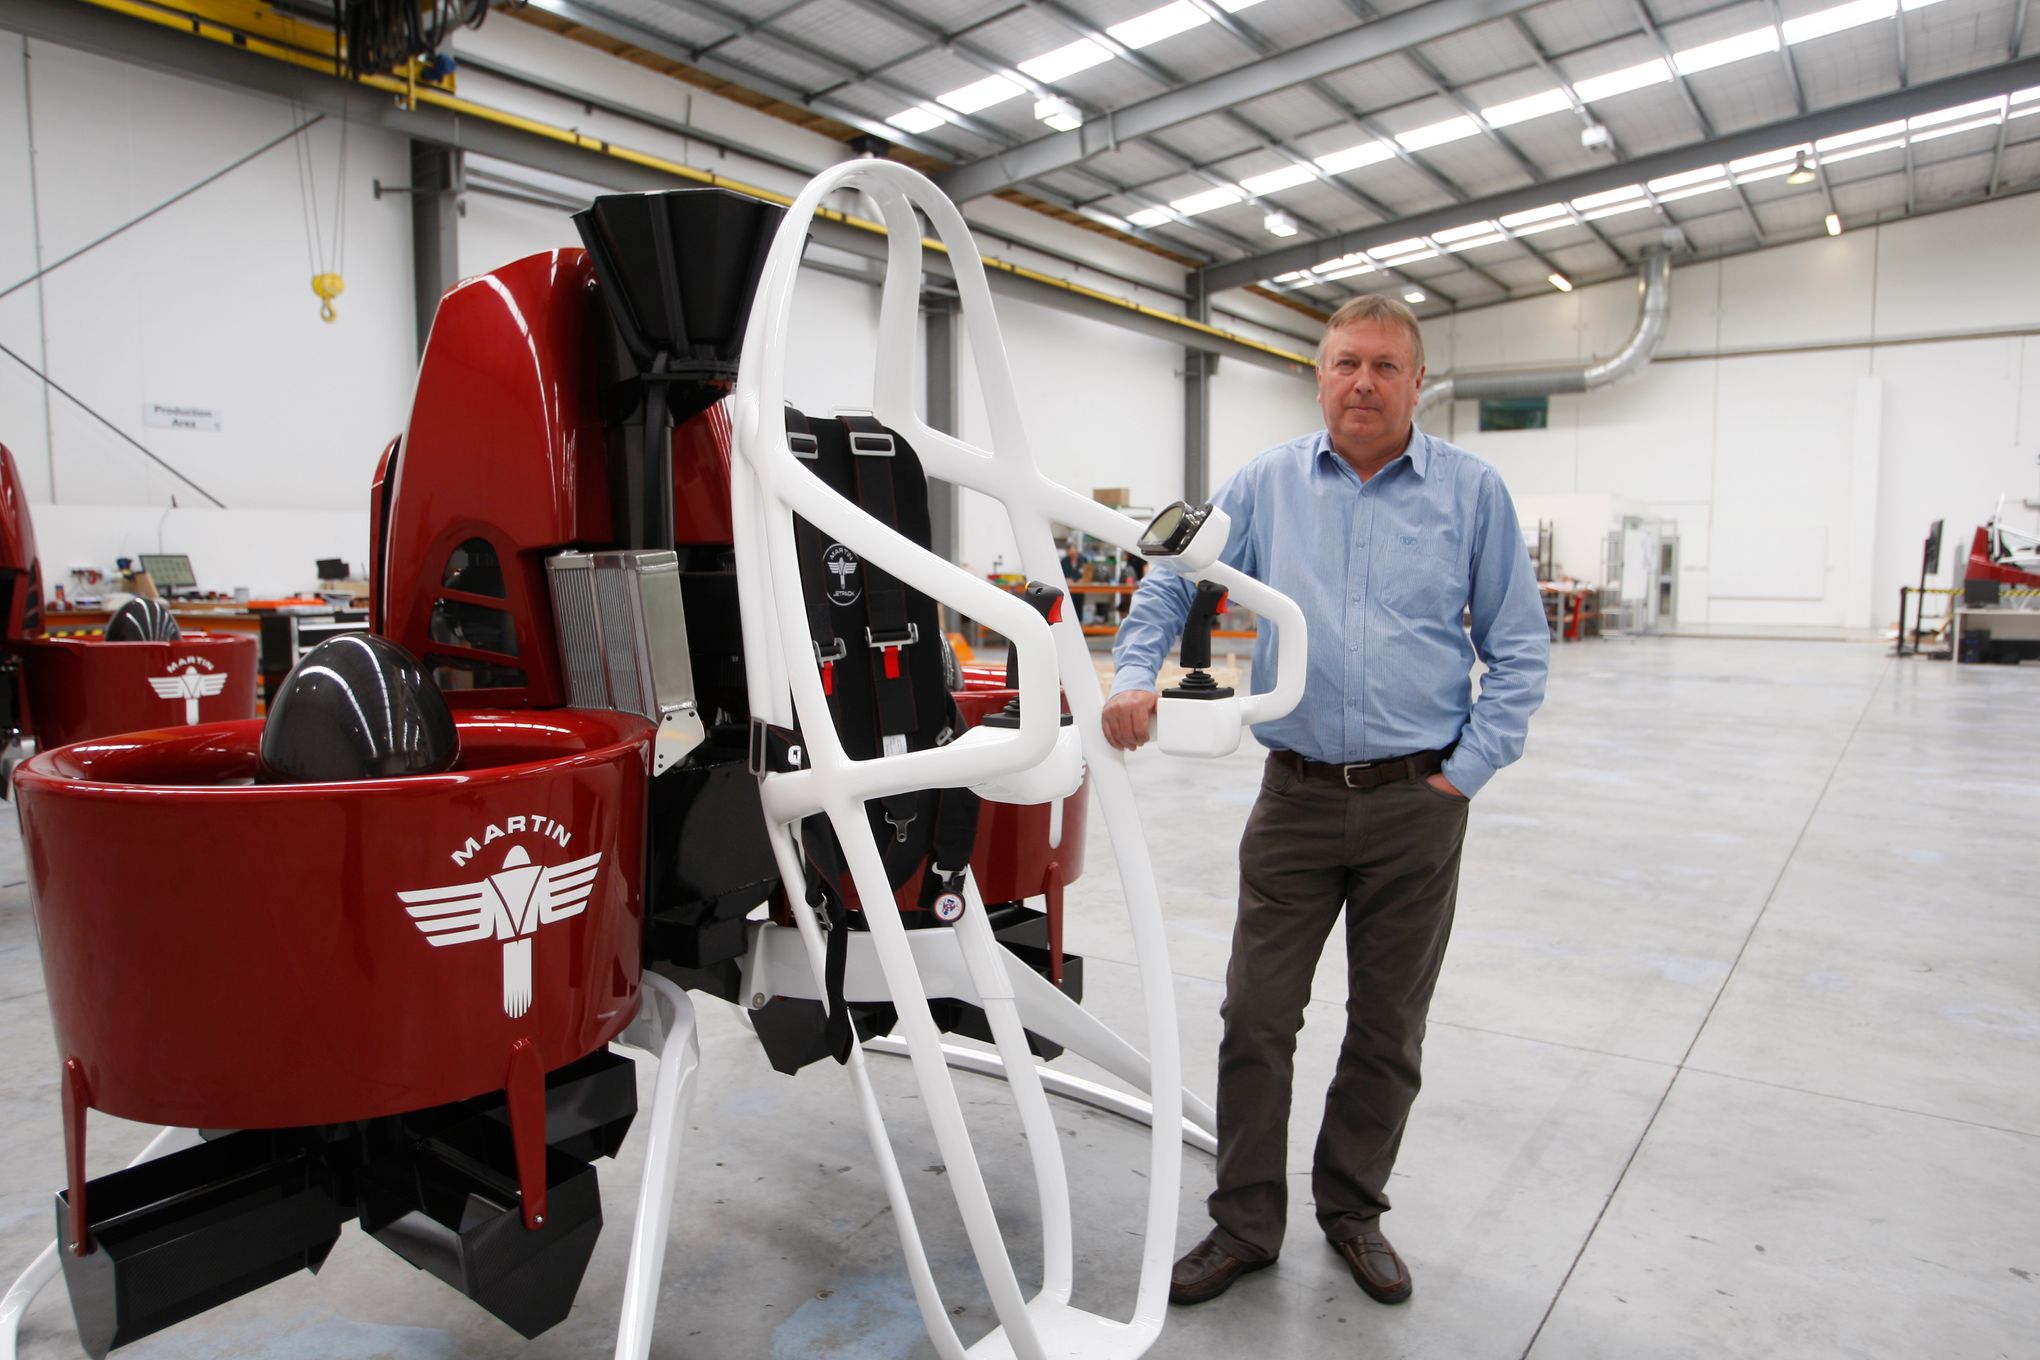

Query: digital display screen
139 553 196 589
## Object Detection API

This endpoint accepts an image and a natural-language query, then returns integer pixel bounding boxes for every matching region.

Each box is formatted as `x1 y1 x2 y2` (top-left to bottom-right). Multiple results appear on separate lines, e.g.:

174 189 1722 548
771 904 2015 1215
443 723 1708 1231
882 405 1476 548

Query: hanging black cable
335 0 488 80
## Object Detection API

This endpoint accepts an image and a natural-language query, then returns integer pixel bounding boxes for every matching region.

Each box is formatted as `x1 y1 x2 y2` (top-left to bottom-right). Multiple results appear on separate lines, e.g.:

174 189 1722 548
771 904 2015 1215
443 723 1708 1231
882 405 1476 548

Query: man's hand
1426 772 1465 799
1102 690 1158 751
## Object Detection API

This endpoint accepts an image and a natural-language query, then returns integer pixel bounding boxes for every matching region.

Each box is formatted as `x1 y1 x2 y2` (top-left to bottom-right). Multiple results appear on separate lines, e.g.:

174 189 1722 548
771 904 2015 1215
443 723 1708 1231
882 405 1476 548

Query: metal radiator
546 550 704 774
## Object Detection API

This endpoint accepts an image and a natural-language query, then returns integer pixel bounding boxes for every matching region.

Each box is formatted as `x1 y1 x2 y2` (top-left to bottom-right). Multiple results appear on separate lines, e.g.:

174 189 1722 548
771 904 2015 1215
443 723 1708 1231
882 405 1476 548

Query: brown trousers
1207 752 1468 1263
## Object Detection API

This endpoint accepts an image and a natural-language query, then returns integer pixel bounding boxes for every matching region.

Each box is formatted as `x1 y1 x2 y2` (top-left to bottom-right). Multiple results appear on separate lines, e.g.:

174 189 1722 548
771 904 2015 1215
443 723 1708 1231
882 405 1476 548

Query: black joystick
983 580 1073 730
1163 580 1234 701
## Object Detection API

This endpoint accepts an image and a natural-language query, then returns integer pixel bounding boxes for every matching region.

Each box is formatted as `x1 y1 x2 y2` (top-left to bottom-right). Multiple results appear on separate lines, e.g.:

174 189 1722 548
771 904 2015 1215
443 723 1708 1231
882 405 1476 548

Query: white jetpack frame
726 157 1307 1359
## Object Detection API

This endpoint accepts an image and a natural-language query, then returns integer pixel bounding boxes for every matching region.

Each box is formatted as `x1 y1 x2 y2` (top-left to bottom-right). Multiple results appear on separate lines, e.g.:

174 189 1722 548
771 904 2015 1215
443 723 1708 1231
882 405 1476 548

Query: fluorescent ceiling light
1573 58 1672 104
886 106 947 134
1571 183 1645 211
1444 233 1508 252
1396 116 1480 151
1273 270 1310 282
1825 212 1842 236
1240 164 1317 196
1377 247 1440 264
1673 26 1779 75
1019 38 1113 83
1481 88 1572 128
1315 253 1367 271
1315 141 1396 174
1648 164 1727 192
1035 96 1083 132
1170 185 1242 216
1909 114 2004 143
1548 273 1573 292
1909 97 2007 130
1434 220 1502 242
1127 207 1171 227
1513 217 1570 236
1317 263 1376 281
1499 202 1568 227
1817 120 1907 150
1783 0 1895 46
1367 237 1429 258
1109 1 1207 50
1404 291 1427 304
1264 210 1298 237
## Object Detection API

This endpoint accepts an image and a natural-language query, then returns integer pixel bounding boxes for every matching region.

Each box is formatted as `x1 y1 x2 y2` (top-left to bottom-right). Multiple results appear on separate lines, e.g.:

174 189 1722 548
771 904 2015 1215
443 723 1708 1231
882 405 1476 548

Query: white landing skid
0 974 704 1360
726 157 1306 1360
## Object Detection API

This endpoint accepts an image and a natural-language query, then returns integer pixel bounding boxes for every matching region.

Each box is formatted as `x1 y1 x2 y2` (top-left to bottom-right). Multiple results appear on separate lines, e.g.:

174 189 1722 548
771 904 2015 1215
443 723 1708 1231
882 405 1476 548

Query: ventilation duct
1417 249 1672 416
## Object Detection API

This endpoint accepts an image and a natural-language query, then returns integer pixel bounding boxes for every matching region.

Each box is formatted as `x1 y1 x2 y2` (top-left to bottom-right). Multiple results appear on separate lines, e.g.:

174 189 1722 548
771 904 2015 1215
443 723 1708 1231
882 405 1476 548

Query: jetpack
0 158 1307 1360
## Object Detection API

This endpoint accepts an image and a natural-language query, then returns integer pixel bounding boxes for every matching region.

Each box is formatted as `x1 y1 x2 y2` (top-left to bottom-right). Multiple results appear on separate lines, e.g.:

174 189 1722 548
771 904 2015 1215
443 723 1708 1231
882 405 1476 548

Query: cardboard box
1092 487 1132 507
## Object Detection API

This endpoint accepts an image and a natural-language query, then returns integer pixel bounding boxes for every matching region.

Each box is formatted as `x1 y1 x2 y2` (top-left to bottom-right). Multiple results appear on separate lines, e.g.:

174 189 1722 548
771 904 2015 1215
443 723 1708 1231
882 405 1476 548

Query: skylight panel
1367 238 1429 258
1499 203 1567 227
1315 253 1367 271
1019 39 1113 83
1648 164 1727 192
1782 0 1896 46
1396 116 1480 151
1239 164 1318 196
1908 97 2007 130
1672 26 1779 75
1728 145 1803 171
1571 183 1646 211
1581 199 1653 223
1216 0 1268 9
887 107 947 134
1481 88 1573 128
1816 137 1904 163
1109 1 1209 50
1573 59 1672 103
1170 186 1243 216
938 75 1024 115
1434 221 1502 242
1443 233 1508 252
1316 263 1377 281
1817 121 1907 150
1909 115 2002 143
1127 207 1172 227
1314 141 1396 174
1511 217 1570 236
2013 87 2040 105
1653 180 1733 203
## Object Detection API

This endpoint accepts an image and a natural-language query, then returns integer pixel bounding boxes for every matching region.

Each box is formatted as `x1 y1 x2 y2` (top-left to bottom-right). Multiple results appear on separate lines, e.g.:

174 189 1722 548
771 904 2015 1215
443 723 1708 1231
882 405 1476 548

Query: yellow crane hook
311 272 345 323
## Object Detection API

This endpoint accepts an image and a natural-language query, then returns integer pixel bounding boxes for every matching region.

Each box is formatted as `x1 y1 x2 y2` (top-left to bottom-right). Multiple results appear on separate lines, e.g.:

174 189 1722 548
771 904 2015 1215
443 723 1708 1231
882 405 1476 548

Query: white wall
1438 192 2040 628
0 35 412 590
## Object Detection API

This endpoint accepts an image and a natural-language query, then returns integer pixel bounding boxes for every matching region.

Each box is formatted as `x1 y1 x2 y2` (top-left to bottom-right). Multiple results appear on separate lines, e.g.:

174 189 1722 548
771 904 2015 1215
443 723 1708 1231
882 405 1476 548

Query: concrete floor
2 638 2037 1359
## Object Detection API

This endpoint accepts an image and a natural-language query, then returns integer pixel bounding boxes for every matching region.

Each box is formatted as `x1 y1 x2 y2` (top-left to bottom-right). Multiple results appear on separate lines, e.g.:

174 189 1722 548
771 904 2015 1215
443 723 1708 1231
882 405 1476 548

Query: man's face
1316 319 1424 458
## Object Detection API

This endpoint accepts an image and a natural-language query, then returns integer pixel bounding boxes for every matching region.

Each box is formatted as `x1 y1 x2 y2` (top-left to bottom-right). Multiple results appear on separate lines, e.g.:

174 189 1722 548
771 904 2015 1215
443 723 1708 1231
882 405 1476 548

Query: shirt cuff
1441 747 1497 799
1108 666 1159 698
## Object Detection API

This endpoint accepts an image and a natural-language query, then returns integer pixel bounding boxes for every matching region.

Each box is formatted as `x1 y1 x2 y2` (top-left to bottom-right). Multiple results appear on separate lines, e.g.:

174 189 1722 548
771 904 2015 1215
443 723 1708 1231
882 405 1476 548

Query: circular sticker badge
823 544 862 607
932 891 966 923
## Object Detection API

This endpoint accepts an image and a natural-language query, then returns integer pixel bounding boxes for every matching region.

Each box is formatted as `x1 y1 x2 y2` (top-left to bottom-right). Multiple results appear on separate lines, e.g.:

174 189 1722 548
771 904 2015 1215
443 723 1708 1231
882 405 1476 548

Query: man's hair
1317 294 1426 373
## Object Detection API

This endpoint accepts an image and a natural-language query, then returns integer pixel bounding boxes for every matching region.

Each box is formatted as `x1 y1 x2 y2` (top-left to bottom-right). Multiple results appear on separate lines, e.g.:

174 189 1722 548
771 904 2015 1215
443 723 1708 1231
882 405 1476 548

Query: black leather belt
1270 745 1454 790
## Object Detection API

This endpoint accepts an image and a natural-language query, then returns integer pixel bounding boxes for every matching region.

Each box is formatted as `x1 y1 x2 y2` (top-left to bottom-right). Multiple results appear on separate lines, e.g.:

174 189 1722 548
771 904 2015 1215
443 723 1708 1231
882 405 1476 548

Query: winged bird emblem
398 844 604 1017
147 669 230 723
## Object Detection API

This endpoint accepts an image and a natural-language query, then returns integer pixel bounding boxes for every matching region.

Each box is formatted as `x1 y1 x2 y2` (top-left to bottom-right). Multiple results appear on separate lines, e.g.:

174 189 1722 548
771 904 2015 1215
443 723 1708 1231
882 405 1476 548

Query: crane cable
291 28 347 322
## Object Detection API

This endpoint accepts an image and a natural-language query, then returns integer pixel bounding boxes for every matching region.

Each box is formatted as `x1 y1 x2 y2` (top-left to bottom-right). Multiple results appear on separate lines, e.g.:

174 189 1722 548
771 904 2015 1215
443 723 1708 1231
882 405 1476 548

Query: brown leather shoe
1169 1234 1275 1305
1330 1228 1412 1304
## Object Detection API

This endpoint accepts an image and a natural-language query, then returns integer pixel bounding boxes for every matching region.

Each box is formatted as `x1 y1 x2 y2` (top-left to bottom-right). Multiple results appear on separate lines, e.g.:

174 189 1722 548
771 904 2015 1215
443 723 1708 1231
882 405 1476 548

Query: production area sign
143 402 221 432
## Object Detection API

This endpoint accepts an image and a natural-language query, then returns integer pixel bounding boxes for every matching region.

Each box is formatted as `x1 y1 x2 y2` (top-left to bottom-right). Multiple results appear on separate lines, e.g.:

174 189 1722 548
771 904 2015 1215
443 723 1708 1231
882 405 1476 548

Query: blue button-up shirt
1110 425 1549 798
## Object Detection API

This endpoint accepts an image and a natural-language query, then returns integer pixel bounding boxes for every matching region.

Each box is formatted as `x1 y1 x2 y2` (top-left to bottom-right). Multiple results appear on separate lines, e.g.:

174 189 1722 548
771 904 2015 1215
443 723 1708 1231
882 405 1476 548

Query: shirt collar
1314 424 1429 480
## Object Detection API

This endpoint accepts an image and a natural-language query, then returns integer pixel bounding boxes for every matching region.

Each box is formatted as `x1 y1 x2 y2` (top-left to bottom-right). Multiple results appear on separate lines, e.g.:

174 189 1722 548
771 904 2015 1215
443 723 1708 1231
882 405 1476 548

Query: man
1102 295 1548 1309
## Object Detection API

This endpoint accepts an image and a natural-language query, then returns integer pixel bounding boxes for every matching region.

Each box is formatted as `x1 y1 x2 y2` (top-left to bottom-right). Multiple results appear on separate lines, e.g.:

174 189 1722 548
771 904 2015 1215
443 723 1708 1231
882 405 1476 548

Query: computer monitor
316 558 350 581
139 553 196 591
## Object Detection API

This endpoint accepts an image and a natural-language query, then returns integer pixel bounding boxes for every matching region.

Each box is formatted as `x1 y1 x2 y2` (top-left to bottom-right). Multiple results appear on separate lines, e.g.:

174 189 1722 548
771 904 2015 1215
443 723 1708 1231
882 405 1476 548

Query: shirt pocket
1385 531 1469 619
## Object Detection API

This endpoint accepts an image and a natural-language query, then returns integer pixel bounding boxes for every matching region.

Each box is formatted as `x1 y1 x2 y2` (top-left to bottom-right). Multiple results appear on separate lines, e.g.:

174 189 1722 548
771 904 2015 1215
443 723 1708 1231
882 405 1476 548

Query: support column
1184 274 1215 503
409 140 462 357
923 294 960 565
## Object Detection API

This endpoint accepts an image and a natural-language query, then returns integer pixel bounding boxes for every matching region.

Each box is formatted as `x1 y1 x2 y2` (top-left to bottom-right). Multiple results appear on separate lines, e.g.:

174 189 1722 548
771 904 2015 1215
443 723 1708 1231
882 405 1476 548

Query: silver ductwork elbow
1418 249 1672 416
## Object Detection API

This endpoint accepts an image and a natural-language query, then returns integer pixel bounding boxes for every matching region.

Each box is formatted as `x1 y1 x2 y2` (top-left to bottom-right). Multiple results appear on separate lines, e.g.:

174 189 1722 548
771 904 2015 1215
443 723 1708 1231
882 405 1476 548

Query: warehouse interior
0 0 2036 1356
